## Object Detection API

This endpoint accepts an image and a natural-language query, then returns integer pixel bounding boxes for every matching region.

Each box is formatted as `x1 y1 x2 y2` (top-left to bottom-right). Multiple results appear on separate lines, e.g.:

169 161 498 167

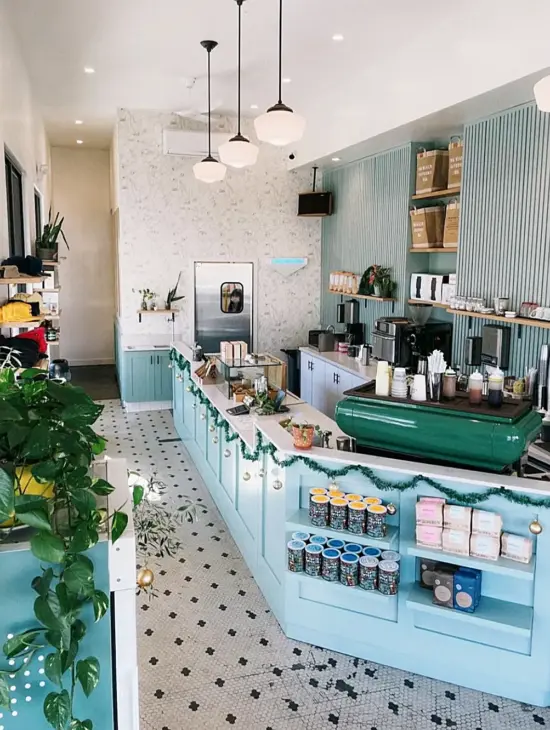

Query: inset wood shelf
0 276 47 285
137 309 179 323
328 291 395 302
412 188 461 200
450 309 550 330
409 247 457 254
408 299 448 309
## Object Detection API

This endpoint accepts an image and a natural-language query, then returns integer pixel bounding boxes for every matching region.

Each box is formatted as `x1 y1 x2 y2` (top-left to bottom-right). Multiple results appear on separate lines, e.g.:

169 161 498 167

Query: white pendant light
193 40 227 183
254 0 306 147
534 76 550 113
219 0 259 168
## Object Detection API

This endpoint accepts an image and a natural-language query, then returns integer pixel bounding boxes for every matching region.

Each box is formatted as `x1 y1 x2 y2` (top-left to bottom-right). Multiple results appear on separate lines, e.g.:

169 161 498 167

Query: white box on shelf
441 284 456 306
449 273 457 286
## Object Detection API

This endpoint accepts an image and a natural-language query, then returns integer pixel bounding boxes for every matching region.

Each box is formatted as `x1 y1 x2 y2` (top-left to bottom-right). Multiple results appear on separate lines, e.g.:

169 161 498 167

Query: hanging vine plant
0 368 128 730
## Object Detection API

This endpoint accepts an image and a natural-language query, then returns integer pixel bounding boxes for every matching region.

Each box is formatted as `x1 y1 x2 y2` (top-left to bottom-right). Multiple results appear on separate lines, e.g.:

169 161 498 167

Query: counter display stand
170 344 550 707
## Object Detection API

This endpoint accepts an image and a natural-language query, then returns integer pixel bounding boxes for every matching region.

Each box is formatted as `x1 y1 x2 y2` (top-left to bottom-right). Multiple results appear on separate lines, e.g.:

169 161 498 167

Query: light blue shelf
406 541 535 581
287 570 396 602
286 508 399 550
406 584 533 637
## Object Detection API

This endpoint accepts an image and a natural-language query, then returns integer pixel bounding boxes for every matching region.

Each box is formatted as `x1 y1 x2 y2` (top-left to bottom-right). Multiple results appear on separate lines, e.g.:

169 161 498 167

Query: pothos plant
0 368 128 730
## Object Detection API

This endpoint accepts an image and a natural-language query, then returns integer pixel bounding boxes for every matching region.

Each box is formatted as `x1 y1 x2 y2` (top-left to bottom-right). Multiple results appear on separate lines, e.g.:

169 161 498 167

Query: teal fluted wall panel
453 102 550 375
321 145 412 338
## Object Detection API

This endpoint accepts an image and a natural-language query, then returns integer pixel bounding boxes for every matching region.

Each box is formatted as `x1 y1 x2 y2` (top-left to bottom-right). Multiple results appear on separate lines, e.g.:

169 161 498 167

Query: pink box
472 509 502 538
442 528 470 556
443 505 472 532
416 525 443 550
220 341 234 361
501 533 533 564
470 533 500 561
416 499 444 527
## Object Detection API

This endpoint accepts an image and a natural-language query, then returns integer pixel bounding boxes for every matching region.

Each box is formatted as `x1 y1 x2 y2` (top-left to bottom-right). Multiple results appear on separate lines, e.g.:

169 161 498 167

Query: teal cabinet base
118 349 173 404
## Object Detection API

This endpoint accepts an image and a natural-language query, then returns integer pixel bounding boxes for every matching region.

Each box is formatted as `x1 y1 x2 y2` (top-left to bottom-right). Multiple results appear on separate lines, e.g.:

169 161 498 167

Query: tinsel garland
170 349 550 509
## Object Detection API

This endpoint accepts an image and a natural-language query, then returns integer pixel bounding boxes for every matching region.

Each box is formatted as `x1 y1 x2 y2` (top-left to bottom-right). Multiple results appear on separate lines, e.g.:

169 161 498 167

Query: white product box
441 284 456 306
443 504 472 532
501 533 533 564
472 509 503 538
410 274 446 302
442 528 470 556
470 533 500 561
449 273 457 286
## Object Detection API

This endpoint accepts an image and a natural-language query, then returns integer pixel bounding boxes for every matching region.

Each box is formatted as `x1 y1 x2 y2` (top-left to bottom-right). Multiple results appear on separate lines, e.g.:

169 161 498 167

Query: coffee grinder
336 299 364 346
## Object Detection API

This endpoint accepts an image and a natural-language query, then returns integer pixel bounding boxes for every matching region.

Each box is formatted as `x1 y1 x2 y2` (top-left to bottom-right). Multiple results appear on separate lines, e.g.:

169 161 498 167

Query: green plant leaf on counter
44 689 71 730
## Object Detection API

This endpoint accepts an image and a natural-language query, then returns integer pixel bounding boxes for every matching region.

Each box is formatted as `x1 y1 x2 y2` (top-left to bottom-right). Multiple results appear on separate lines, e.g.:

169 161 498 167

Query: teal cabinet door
172 368 185 436
154 351 173 401
234 451 260 572
220 431 238 504
195 403 208 455
182 371 196 439
123 352 155 402
206 412 221 480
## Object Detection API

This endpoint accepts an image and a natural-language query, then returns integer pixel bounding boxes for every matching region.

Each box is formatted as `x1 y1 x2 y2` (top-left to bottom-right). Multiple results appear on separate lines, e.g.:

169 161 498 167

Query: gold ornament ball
386 503 397 516
328 482 339 492
137 568 155 588
529 520 543 536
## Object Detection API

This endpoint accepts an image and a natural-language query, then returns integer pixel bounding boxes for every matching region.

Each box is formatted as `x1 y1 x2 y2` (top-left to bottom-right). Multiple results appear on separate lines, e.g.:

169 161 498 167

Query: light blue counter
171 346 550 707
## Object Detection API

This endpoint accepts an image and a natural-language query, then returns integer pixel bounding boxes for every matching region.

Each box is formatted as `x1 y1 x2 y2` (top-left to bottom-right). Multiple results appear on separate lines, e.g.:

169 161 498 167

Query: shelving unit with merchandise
32 260 62 359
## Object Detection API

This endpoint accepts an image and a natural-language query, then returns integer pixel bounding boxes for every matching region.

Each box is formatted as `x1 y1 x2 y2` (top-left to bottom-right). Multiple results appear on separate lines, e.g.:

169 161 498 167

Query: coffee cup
411 374 427 402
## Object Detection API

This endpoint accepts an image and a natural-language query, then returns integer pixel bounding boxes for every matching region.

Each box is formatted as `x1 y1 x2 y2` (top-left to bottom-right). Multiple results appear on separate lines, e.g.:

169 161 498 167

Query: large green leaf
61 404 103 427
71 490 96 516
0 400 23 421
8 423 30 449
91 435 106 455
90 478 114 496
3 629 43 658
31 531 65 564
44 690 71 730
111 510 128 544
132 485 145 507
34 594 63 631
70 721 93 730
15 504 51 531
0 674 9 709
60 637 79 674
32 568 55 596
22 423 54 460
91 590 109 623
45 652 63 686
64 559 94 597
46 380 92 406
71 619 87 642
0 467 14 523
76 657 100 697
32 460 62 483
68 523 95 553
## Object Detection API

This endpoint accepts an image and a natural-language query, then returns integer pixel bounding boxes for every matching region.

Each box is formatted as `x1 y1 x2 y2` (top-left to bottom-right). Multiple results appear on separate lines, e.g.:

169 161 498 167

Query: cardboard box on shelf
416 149 449 194
410 206 445 248
441 284 456 306
410 274 449 303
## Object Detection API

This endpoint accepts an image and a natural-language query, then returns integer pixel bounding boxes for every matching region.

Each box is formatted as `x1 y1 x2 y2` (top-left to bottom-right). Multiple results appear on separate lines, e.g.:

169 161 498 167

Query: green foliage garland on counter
170 350 550 510
0 369 128 729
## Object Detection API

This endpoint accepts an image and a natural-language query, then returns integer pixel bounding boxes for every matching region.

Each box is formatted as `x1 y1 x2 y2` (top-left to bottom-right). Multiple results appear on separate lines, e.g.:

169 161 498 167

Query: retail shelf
137 309 179 315
409 247 458 254
327 291 396 302
41 261 60 267
0 276 47 285
412 188 461 201
406 584 533 636
406 542 534 581
408 299 448 309
286 509 399 550
34 288 61 293
0 314 60 329
287 570 397 603
448 309 550 330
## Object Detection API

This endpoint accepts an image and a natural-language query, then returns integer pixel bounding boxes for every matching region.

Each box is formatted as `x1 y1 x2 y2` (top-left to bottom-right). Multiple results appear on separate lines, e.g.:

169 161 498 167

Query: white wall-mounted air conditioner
162 129 231 159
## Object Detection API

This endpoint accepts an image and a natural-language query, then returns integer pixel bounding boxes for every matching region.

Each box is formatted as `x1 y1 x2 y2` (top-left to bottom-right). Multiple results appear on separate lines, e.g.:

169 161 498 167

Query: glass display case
214 354 286 401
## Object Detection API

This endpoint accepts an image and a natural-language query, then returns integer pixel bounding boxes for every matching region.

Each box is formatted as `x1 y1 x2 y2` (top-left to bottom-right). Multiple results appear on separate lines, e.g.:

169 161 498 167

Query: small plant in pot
372 266 396 298
133 288 157 311
165 272 185 311
292 422 316 450
35 209 69 261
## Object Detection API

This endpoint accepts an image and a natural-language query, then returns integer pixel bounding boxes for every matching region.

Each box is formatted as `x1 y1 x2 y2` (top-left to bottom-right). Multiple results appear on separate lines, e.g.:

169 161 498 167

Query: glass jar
488 370 504 408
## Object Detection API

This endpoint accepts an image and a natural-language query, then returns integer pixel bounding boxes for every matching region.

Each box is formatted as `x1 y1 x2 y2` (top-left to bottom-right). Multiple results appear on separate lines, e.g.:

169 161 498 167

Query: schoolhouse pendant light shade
219 0 259 168
534 76 550 113
254 0 305 147
193 40 227 183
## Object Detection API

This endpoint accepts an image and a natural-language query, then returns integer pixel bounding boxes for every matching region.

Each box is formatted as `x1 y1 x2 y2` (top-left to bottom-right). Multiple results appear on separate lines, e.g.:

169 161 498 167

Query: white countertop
172 341 550 497
121 333 172 351
299 346 376 382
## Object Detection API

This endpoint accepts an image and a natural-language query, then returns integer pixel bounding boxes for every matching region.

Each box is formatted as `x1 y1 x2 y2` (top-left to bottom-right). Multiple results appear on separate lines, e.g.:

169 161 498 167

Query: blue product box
453 568 482 613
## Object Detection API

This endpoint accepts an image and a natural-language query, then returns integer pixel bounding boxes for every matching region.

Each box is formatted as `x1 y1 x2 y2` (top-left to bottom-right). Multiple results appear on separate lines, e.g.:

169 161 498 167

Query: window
5 154 25 257
34 188 42 241
221 282 244 314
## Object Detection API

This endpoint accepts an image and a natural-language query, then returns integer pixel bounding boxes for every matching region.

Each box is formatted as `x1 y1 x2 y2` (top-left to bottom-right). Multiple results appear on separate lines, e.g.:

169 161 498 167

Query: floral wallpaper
116 109 322 354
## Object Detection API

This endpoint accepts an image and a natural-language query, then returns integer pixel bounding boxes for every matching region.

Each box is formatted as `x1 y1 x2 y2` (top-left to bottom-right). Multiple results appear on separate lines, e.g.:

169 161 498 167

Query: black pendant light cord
278 0 283 104
207 48 212 157
237 0 243 135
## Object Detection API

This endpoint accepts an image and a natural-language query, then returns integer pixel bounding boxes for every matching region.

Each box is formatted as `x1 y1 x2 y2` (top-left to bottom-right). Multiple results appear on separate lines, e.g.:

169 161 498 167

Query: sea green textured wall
321 145 412 338
452 102 550 376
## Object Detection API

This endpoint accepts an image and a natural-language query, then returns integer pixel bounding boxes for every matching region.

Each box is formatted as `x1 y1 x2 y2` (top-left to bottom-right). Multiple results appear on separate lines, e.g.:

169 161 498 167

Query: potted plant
0 367 128 727
372 266 396 298
292 422 316 450
35 209 69 261
133 288 157 311
165 272 185 311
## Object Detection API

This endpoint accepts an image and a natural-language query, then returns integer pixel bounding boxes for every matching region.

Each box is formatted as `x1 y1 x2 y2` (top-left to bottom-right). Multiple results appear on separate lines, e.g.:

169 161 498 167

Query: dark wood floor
70 365 120 401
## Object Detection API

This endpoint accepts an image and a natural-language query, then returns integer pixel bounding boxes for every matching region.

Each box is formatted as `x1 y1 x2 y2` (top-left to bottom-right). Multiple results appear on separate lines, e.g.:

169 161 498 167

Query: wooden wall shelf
137 309 178 323
327 291 395 302
409 247 458 254
0 276 47 285
449 309 550 330
408 299 448 309
412 188 461 201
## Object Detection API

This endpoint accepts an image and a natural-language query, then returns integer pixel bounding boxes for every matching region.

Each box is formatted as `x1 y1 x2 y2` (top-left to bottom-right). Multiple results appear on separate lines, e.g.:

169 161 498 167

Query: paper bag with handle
448 137 463 189
416 148 449 194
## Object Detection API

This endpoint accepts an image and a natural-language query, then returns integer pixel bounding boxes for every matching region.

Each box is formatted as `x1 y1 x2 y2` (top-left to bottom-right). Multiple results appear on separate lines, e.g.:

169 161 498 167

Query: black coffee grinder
337 299 364 346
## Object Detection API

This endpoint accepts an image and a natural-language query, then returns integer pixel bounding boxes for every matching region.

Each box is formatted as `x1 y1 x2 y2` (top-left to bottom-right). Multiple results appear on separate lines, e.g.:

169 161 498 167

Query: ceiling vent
163 129 231 159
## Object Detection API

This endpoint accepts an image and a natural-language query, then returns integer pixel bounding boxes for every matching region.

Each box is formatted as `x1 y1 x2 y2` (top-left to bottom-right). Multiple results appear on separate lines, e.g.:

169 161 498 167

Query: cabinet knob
186 386 192 392
243 472 251 482
223 449 231 458
272 479 283 491
212 436 219 445
209 425 216 432
200 413 206 420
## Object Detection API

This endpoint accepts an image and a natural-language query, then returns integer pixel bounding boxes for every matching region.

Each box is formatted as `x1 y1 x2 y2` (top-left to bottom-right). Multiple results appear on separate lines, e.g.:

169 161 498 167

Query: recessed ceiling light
76 140 83 145
282 77 291 84
75 120 83 125
250 104 258 109
332 157 341 162
332 34 344 41
83 66 95 74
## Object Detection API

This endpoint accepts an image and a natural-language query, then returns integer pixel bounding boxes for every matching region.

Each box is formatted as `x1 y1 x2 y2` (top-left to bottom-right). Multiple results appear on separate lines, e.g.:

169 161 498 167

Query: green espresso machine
335 385 542 473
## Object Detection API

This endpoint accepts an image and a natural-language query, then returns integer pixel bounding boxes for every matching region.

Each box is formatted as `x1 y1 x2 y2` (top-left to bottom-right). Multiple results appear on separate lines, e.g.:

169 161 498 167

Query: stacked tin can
358 556 379 590
321 548 341 581
366 504 387 538
381 550 401 583
329 498 348 530
378 560 399 595
309 493 330 527
347 501 368 534
340 552 359 586
287 540 306 572
304 543 323 576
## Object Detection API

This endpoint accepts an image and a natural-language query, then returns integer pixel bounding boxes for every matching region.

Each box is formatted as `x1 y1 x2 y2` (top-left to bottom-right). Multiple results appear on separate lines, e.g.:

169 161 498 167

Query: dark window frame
34 187 43 242
221 282 244 314
5 152 25 257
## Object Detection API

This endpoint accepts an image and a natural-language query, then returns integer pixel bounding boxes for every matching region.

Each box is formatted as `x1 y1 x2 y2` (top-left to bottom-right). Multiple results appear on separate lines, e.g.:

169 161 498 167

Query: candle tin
321 548 341 581
287 539 306 572
310 535 327 547
344 543 363 555
327 538 345 550
381 551 401 582
364 497 382 507
347 501 368 534
329 498 348 531
309 495 330 527
378 560 399 595
328 490 345 500
292 531 311 542
362 546 382 559
309 488 328 510
304 543 323 576
340 552 360 587
359 556 379 590
366 504 387 539
345 493 363 503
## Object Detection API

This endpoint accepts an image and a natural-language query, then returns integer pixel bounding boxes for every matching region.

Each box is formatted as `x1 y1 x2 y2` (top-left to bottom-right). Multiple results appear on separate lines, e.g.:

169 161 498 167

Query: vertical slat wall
321 145 412 338
453 102 550 375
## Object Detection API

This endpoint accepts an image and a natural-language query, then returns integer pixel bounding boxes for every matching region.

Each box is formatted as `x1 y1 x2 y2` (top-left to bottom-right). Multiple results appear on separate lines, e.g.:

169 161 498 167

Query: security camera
288 153 296 161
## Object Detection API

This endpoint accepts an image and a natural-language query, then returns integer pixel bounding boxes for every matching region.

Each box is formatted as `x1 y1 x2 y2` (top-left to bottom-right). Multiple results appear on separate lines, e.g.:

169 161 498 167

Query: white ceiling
4 0 550 163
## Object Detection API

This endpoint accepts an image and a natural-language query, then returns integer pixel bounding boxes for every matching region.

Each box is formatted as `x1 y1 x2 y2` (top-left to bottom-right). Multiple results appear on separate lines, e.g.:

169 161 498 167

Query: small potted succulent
292 422 316 450
35 209 69 261
134 288 157 311
165 272 185 311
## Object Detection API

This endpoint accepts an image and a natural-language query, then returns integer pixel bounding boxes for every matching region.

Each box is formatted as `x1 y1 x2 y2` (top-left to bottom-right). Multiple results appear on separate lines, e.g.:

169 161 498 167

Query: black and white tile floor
96 400 550 730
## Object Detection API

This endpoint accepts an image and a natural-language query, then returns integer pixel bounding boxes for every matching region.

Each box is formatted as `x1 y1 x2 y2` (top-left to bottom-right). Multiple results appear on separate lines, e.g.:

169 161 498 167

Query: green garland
169 349 550 510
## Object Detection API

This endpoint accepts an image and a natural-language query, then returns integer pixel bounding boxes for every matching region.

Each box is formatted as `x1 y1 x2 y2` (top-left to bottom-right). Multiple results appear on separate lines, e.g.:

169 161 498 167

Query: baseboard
123 401 172 412
70 358 116 366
